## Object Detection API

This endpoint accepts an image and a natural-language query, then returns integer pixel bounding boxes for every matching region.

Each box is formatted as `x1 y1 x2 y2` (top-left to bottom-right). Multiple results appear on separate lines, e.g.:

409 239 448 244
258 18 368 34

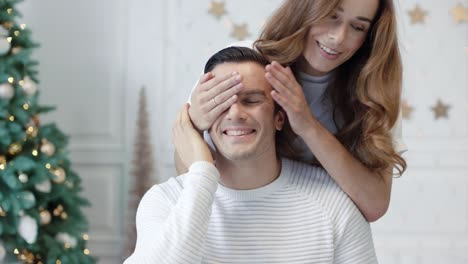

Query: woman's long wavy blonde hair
254 0 407 177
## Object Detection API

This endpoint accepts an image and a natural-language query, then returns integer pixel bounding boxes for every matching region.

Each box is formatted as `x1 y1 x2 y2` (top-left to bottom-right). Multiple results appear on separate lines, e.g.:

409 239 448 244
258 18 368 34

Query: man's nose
226 102 247 120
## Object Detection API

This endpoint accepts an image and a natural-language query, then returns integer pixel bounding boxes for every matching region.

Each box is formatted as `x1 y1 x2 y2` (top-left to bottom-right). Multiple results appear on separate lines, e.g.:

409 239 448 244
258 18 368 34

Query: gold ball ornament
3 21 13 30
40 139 55 156
26 126 38 138
18 249 35 264
0 83 14 99
39 210 51 225
8 142 22 155
51 167 66 183
0 205 6 217
11 46 22 54
53 205 64 216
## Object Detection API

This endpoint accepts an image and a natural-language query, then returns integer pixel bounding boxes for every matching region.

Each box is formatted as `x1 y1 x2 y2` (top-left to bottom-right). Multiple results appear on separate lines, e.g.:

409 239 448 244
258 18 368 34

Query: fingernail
231 71 238 76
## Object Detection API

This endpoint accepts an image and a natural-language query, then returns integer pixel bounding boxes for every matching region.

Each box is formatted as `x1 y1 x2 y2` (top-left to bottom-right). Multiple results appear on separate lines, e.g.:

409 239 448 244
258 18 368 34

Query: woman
176 0 407 222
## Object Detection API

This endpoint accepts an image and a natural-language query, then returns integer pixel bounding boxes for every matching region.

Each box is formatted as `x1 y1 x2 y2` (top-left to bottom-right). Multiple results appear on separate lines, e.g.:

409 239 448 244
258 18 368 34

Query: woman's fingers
266 71 292 98
208 94 238 121
198 72 215 86
204 72 242 104
267 62 291 84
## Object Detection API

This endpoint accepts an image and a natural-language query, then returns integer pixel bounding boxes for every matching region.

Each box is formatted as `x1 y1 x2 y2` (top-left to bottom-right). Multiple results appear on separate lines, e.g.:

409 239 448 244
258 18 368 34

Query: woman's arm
266 62 391 222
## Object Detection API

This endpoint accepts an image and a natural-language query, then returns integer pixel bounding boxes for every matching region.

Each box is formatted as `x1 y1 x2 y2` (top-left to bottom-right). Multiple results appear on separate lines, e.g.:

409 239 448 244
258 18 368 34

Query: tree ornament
18 215 38 244
39 209 51 225
230 23 250 40
18 172 28 183
408 4 427 24
0 83 14 99
208 1 226 19
11 46 22 54
0 155 6 166
51 167 66 183
40 139 55 156
21 76 37 96
431 99 451 119
0 37 10 55
35 180 51 193
8 142 22 155
60 212 68 220
450 3 468 24
18 249 35 264
2 21 13 30
26 125 38 138
53 204 64 216
55 233 77 248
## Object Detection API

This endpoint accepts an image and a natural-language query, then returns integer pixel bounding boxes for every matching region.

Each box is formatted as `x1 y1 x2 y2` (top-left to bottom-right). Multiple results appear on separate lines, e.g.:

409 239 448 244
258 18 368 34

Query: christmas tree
124 87 154 259
0 0 95 263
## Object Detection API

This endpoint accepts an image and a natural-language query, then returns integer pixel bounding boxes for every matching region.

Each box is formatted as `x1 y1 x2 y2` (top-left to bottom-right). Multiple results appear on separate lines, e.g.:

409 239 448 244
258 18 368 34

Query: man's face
209 61 284 161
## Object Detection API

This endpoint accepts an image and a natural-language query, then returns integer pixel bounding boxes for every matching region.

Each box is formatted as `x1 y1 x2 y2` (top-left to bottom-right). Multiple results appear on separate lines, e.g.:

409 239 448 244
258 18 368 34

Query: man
124 47 377 263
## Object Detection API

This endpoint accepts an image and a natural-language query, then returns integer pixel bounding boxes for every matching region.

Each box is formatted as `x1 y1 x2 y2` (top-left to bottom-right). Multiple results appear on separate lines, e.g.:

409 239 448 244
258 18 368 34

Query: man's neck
215 154 281 190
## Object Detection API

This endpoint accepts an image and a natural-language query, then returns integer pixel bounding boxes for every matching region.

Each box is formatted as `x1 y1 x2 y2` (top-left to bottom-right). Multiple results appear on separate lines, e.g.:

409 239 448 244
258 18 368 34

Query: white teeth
319 42 339 55
225 130 253 136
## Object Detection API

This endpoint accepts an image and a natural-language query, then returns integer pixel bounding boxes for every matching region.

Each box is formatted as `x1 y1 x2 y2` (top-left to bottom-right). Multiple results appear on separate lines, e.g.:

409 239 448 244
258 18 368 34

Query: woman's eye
352 25 365 32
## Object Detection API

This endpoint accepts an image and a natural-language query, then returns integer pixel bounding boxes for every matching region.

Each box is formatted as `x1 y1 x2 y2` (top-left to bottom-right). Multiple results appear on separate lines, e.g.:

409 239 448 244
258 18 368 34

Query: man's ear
274 110 286 131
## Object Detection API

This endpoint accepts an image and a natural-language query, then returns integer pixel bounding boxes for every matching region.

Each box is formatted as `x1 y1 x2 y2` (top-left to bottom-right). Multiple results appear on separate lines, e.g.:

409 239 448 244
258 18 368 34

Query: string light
32 149 38 156
20 24 26 29
45 163 51 169
19 80 25 85
82 234 89 240
14 248 19 254
23 103 29 110
56 260 61 264
8 115 14 121
7 8 12 14
6 37 12 43
14 30 19 36
8 77 14 83
83 248 90 255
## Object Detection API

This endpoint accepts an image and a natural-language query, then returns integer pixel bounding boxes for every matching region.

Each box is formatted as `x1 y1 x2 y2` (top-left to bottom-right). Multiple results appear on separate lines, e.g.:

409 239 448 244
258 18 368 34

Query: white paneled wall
19 0 468 263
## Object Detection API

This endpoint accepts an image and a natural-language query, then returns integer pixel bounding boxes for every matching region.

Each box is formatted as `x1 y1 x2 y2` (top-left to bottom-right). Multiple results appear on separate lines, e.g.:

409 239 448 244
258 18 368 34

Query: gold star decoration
208 1 226 19
431 99 450 120
450 3 468 24
230 23 250 41
408 4 427 24
401 99 414 120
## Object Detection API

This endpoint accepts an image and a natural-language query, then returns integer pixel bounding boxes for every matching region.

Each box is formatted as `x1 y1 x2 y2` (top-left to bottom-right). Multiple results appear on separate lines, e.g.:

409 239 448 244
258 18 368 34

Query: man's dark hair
204 46 270 73
204 46 298 159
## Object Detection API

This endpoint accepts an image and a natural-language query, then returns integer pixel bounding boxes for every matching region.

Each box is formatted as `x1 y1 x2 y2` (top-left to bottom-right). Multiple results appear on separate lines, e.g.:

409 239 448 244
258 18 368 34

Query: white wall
19 0 468 263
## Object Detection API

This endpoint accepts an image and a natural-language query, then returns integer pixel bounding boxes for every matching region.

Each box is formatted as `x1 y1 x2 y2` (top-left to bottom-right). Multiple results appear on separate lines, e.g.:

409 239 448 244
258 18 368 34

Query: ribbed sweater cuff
185 161 220 194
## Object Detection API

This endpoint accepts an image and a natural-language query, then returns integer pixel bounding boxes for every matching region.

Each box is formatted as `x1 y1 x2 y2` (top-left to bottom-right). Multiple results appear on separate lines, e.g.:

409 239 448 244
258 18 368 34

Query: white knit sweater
124 159 378 264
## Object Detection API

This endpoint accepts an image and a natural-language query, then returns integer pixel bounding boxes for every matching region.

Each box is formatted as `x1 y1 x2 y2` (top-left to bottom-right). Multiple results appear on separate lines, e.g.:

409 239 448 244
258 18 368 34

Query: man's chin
216 148 255 162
